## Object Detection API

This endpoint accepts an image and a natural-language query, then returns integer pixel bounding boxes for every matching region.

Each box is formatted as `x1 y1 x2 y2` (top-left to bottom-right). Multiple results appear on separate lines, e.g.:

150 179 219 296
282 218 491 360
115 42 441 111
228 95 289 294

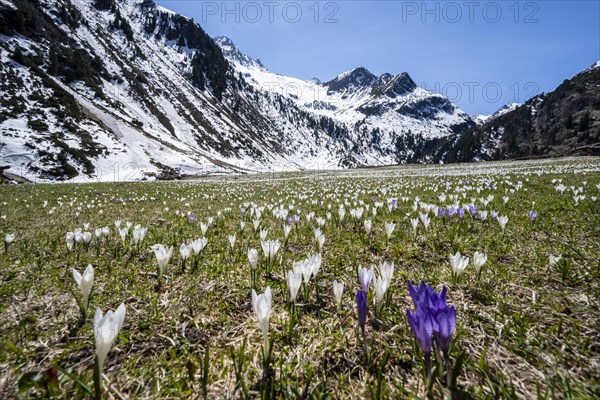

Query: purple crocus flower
408 280 447 312
294 215 300 223
431 306 456 352
391 198 398 206
287 216 293 224
528 210 538 222
490 211 498 220
188 214 196 223
438 208 446 218
240 208 246 215
406 303 434 356
408 280 429 308
447 208 456 218
469 205 477 217
457 207 465 219
408 281 456 382
356 290 368 335
426 286 448 314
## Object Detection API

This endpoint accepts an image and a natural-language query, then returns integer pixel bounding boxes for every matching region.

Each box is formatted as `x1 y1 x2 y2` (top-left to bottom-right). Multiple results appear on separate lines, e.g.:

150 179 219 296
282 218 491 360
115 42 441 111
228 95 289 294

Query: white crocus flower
247 248 259 270
66 232 74 250
422 216 431 231
293 259 313 284
548 254 562 267
252 287 272 352
191 237 208 256
93 303 126 372
317 233 325 252
373 275 390 308
338 207 346 222
332 280 344 311
132 225 148 245
74 230 83 244
497 216 509 232
286 271 302 302
364 219 372 235
200 223 209 236
283 224 292 240
307 253 322 278
73 264 94 315
261 240 281 262
410 218 419 234
378 261 395 282
179 243 192 261
472 251 488 275
118 227 129 244
385 222 396 240
83 232 92 245
152 244 173 280
259 229 269 241
450 251 469 276
228 234 236 250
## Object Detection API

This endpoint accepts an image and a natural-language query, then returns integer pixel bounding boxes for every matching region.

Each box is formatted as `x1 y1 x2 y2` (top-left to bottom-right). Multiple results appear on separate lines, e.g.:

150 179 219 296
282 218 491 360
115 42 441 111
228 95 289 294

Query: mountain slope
214 36 476 164
0 0 368 180
434 61 600 162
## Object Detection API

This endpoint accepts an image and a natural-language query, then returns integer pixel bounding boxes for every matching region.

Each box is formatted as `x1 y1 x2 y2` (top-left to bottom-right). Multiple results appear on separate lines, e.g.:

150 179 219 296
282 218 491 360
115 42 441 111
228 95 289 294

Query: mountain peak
488 102 521 120
586 60 600 71
326 67 377 94
369 72 417 98
214 36 266 71
335 66 373 80
214 36 235 48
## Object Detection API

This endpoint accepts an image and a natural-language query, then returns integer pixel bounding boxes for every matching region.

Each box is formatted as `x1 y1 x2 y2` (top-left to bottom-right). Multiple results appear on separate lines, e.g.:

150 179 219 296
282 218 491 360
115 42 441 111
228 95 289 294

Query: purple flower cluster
439 207 465 220
406 281 456 358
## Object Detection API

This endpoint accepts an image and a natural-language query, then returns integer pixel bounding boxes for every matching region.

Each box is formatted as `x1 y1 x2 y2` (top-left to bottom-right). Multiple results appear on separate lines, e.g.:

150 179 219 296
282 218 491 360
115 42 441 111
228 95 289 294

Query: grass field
0 157 599 399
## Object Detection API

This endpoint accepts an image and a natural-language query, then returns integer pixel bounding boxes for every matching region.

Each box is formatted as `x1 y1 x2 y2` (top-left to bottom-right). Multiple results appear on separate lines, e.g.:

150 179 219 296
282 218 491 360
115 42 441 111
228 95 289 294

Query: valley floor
0 157 599 399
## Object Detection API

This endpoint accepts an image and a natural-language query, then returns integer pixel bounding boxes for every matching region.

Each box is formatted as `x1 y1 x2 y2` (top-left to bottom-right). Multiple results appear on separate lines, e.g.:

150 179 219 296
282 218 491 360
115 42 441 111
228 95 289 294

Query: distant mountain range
0 0 597 181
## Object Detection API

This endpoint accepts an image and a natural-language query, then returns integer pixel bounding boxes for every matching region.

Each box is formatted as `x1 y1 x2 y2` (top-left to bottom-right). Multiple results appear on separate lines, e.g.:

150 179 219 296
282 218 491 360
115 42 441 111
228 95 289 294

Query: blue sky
155 1 600 115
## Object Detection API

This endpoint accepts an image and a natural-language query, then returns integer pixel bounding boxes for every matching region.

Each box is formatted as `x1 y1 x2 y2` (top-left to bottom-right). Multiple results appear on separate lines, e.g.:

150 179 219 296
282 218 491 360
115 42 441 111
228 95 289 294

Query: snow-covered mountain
0 0 475 181
414 61 600 163
487 103 522 121
215 36 476 149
